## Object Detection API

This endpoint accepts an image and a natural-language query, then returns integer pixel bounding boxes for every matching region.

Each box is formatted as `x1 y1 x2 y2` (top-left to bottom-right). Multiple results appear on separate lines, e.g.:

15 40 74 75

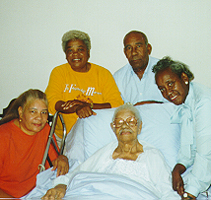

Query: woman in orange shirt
0 89 69 198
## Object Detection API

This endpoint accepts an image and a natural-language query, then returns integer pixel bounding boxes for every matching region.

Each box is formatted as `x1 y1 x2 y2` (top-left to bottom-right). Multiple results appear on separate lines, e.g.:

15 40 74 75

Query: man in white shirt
114 30 165 104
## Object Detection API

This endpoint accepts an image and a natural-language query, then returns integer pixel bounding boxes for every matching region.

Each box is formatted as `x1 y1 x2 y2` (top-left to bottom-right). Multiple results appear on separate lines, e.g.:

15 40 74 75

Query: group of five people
0 29 211 199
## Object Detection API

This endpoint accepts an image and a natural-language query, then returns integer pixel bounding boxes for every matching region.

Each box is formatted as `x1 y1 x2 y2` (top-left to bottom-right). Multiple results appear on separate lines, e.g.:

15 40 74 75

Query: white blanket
24 141 210 199
24 169 158 200
25 141 179 199
24 170 209 200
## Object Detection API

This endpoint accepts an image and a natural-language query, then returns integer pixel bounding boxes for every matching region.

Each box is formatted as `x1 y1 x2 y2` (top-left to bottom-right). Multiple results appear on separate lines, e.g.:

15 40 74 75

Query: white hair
112 103 142 124
61 30 91 52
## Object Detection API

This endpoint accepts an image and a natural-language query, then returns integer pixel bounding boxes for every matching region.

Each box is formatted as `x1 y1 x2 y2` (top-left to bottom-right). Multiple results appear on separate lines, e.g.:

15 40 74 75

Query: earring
19 118 22 122
185 81 188 85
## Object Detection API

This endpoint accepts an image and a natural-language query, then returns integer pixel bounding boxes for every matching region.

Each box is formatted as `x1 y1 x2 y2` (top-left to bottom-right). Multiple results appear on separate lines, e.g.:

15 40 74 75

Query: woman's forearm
56 100 111 112
92 103 111 109
55 100 80 113
172 163 186 196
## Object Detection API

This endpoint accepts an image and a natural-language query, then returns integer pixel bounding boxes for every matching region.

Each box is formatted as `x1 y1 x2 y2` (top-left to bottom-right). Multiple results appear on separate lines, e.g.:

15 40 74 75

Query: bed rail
39 111 67 173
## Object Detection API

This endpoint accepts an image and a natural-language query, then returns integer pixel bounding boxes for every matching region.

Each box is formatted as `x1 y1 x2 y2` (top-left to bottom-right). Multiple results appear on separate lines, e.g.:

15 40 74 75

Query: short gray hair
62 30 91 52
123 30 149 46
152 56 194 81
112 103 142 124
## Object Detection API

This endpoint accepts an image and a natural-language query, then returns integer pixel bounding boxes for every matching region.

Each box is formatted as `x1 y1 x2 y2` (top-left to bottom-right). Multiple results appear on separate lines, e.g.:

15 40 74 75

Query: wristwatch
183 192 194 200
183 192 188 198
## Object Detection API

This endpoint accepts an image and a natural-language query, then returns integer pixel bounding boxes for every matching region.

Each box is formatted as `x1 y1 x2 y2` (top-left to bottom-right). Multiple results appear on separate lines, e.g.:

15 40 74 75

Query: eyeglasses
112 116 138 128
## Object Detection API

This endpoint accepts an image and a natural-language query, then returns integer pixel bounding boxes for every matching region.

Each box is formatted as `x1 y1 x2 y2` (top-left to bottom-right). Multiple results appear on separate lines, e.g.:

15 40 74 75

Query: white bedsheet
23 169 210 200
24 169 159 200
25 141 180 200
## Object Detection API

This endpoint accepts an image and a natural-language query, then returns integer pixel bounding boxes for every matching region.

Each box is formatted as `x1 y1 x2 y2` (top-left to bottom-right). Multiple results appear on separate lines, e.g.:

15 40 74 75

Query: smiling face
65 39 90 72
111 109 142 143
18 98 48 135
155 68 189 105
124 32 152 73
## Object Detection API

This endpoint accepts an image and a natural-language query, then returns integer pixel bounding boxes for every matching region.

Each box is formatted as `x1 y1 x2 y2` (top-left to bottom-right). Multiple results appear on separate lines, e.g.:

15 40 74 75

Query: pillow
83 108 116 160
65 103 180 169
65 119 85 167
138 103 180 169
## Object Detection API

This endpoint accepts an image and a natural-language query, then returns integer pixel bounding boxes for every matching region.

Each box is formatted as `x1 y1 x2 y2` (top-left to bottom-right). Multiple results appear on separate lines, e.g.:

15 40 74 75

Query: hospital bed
21 103 210 199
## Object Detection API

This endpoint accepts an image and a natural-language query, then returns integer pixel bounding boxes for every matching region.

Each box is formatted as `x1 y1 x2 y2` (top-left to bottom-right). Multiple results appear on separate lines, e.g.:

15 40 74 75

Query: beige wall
1 0 211 110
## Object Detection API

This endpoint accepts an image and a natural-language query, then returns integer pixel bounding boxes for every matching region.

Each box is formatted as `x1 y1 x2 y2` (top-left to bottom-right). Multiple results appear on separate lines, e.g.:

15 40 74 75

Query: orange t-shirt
0 120 59 198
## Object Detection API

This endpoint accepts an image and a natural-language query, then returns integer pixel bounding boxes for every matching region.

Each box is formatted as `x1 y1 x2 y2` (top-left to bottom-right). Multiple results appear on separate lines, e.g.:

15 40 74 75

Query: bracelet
183 192 194 200
90 102 93 109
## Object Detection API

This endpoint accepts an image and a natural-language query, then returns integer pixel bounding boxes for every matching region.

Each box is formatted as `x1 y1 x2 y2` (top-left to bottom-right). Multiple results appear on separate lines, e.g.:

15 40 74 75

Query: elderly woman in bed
42 103 179 199
0 89 69 198
153 57 211 199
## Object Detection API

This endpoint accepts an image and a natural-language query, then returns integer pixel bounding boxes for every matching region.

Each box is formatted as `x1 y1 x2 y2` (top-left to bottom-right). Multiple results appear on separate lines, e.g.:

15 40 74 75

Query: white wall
1 0 211 110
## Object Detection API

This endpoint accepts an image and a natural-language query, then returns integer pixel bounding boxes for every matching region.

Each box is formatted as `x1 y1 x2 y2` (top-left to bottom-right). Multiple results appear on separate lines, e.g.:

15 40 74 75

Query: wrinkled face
111 109 142 143
124 32 152 72
18 99 48 135
65 39 90 72
155 68 189 105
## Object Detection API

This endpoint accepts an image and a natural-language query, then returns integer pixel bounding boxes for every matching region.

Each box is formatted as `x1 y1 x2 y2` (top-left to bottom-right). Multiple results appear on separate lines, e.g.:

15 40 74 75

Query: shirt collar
184 82 194 107
129 56 151 78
